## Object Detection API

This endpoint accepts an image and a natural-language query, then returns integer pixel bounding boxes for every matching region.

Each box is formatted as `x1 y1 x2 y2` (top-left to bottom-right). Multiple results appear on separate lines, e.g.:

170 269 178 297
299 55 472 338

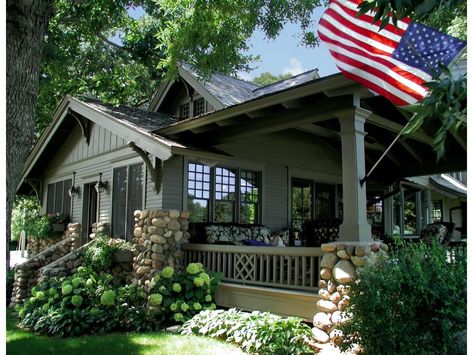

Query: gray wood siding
216 130 342 176
161 155 184 210
145 156 163 210
48 124 127 169
263 164 289 231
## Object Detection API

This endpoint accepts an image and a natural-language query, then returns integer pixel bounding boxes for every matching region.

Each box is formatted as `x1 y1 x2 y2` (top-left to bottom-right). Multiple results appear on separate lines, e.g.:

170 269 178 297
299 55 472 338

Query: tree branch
97 32 135 55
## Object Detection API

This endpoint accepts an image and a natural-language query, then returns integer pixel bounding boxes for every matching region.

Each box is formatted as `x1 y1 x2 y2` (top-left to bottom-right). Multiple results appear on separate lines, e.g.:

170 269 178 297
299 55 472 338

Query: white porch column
337 108 372 242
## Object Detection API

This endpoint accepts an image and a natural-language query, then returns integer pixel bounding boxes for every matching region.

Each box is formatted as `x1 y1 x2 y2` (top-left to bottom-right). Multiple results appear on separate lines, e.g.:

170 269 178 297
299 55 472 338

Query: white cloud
282 57 304 76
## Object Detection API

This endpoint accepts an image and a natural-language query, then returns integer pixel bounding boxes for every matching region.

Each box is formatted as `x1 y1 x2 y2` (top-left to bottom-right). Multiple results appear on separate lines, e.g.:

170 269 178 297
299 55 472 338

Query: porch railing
182 244 323 292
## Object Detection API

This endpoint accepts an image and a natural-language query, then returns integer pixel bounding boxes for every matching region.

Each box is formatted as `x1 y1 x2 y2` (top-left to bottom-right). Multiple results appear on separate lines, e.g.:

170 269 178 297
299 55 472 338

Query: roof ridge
252 68 319 92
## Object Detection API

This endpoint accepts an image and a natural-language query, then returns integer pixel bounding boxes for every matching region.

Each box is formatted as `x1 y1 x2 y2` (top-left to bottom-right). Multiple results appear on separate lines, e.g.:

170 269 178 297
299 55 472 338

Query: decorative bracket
69 110 91 145
24 178 42 200
128 142 163 194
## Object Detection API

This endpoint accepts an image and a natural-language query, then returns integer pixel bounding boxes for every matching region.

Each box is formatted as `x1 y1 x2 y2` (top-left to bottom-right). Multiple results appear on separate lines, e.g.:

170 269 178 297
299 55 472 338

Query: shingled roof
80 97 178 132
180 63 320 109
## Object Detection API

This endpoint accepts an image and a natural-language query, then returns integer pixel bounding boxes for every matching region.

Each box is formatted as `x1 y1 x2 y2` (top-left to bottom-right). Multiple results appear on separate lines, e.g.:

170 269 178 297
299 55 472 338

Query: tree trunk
7 0 53 271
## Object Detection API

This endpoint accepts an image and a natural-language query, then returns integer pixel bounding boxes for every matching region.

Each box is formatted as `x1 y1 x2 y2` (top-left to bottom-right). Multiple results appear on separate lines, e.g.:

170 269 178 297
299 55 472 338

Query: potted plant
47 213 69 232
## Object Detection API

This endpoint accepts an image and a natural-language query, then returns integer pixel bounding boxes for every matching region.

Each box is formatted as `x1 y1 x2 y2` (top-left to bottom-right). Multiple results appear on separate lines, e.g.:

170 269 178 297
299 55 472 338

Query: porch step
215 282 319 321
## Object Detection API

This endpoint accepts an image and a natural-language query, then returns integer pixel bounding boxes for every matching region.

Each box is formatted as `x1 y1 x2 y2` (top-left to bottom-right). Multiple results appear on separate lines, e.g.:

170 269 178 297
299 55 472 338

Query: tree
251 72 293 86
6 0 322 270
7 0 54 271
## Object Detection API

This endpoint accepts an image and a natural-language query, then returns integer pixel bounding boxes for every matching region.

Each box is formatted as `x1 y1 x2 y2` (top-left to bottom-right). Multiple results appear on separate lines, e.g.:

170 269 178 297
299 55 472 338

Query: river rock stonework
311 241 388 353
89 222 110 240
131 209 190 287
10 236 74 308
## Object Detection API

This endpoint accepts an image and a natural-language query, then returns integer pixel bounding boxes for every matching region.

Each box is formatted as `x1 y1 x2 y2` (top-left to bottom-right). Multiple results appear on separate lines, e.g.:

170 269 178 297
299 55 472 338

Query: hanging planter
52 223 66 232
114 250 133 263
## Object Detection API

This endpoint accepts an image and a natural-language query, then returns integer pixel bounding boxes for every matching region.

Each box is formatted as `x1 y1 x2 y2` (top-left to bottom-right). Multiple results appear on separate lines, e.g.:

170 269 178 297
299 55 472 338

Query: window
112 163 144 240
179 103 189 119
215 167 236 222
240 171 259 224
431 200 443 222
187 163 211 222
46 179 72 216
291 179 339 230
193 98 205 116
187 162 260 224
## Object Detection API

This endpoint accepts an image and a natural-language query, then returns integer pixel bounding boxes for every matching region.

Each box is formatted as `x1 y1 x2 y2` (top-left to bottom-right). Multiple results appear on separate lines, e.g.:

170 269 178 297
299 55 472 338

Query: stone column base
311 241 388 352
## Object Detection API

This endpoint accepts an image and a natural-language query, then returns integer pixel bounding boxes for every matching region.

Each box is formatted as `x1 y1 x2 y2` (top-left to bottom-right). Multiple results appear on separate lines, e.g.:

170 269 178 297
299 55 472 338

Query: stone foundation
27 234 67 257
89 222 110 240
311 241 388 353
131 209 190 287
10 237 73 307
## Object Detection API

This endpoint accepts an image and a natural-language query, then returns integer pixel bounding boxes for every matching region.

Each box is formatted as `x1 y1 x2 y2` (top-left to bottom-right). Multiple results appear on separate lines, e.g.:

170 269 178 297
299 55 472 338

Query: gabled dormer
148 63 261 118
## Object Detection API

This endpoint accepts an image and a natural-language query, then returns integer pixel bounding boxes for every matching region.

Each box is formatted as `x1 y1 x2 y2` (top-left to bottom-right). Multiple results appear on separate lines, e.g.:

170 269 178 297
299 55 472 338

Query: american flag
317 0 466 105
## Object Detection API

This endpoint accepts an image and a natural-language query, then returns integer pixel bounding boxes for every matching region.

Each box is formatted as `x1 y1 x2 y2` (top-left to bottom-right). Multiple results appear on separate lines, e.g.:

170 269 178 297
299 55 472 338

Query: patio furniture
302 218 342 247
419 222 455 245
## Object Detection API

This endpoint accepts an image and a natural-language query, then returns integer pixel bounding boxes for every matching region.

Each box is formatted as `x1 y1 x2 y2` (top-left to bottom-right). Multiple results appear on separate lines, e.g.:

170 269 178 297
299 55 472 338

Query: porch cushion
203 223 271 245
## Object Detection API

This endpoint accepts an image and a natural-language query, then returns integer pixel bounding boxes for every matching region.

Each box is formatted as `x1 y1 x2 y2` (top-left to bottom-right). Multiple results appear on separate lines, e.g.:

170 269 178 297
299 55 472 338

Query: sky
127 5 339 81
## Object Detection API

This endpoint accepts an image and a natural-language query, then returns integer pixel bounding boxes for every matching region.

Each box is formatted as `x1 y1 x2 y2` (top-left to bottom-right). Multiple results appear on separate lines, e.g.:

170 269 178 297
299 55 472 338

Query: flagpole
359 113 416 186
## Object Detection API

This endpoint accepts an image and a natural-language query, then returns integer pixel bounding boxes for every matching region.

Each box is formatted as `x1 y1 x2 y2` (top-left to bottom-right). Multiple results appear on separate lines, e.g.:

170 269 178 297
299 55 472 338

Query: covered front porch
162 75 466 319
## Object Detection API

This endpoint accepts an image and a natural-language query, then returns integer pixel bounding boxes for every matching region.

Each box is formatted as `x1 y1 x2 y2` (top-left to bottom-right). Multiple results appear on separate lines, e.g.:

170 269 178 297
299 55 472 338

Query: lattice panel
234 254 256 281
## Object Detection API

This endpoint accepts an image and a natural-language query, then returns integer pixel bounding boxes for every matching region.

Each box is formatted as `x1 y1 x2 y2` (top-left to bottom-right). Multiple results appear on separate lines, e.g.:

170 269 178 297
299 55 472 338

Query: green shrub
11 196 40 241
338 241 467 354
181 308 312 354
83 234 134 271
149 263 221 323
18 267 159 336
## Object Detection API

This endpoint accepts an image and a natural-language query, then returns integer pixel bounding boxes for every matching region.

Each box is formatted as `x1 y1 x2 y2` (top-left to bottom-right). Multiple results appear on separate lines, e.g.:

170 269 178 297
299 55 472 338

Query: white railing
182 244 323 292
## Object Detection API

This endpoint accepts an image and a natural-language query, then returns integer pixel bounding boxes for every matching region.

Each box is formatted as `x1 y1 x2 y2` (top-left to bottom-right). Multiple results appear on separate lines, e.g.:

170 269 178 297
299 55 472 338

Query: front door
82 182 98 243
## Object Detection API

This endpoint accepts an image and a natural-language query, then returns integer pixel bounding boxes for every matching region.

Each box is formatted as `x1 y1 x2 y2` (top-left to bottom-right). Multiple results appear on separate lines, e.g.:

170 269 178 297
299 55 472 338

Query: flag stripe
328 50 426 103
341 0 410 31
318 23 431 86
328 1 405 44
322 40 428 101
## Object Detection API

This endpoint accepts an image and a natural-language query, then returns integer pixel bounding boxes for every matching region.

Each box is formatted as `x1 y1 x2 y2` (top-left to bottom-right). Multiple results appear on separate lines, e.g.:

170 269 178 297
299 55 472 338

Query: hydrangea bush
17 266 159 336
17 263 221 337
149 263 221 323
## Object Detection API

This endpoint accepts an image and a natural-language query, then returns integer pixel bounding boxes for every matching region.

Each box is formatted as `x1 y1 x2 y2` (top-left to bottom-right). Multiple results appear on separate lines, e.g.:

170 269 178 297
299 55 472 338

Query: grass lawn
6 309 245 355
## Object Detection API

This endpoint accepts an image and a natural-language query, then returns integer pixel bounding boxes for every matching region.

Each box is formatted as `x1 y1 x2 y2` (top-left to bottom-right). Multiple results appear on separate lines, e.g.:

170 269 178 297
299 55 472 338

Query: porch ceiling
162 91 466 185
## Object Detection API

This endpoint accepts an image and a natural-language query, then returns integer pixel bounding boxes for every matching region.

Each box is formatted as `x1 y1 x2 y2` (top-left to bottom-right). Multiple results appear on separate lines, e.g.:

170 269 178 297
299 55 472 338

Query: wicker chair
419 222 455 245
302 219 342 247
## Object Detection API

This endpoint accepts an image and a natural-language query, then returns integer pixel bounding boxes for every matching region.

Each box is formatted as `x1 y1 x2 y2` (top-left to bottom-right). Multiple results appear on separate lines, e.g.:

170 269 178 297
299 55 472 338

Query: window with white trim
187 162 260 224
112 163 144 240
46 179 72 217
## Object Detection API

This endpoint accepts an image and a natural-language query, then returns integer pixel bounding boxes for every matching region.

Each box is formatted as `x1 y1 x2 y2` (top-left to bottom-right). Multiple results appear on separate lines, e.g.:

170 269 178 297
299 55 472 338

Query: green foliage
357 0 464 29
11 196 41 241
157 0 322 80
181 308 312 354
32 216 55 239
18 267 160 337
149 263 221 323
402 67 466 160
251 72 293 86
338 242 467 354
83 234 134 272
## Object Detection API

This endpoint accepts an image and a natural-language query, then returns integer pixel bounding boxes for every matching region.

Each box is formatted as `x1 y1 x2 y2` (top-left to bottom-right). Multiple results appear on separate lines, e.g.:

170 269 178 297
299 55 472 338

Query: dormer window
180 103 190 119
193 98 205 116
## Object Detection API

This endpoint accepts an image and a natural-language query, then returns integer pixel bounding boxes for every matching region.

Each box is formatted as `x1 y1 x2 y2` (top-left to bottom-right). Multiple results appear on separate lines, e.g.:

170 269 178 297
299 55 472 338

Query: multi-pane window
193 98 205 116
291 179 339 230
187 163 211 222
187 162 260 224
240 171 259 224
112 163 143 240
180 103 190 119
215 167 236 222
46 179 72 217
